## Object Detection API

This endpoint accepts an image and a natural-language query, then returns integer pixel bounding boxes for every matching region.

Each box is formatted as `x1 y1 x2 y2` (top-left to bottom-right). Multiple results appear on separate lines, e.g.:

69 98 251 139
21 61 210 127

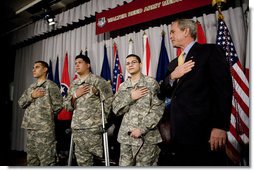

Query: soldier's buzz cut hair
34 61 49 74
126 54 141 63
75 53 91 64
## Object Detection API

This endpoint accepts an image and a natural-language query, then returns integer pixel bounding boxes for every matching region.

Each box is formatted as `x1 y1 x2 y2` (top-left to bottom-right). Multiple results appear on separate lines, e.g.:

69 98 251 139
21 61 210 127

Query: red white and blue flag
216 17 249 163
58 53 73 120
112 43 124 94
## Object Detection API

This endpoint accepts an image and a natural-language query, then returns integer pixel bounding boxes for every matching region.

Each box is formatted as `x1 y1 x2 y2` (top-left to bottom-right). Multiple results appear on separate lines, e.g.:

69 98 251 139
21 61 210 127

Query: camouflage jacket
112 74 165 145
18 79 63 131
63 73 113 130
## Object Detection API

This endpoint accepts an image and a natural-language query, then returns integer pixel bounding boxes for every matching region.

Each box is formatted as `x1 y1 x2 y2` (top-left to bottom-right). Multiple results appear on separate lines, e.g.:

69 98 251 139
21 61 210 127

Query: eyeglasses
126 60 139 66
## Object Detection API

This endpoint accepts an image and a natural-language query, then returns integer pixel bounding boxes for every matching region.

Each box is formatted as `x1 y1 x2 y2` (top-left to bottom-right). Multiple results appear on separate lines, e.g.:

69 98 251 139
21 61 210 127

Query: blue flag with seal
101 44 111 81
54 56 60 88
156 32 169 83
48 59 54 81
156 32 170 110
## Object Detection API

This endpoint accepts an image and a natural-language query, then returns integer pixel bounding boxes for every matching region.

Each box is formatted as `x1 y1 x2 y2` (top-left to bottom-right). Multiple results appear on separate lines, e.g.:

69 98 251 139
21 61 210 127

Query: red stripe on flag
116 74 121 92
229 124 244 146
233 90 249 117
244 68 249 81
145 37 151 75
231 68 249 96
231 106 249 137
119 62 123 74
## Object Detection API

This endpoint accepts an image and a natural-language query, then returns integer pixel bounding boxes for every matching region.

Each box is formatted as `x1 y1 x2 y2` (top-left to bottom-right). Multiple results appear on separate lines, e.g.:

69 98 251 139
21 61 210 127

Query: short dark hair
75 54 90 64
34 61 49 73
126 54 141 63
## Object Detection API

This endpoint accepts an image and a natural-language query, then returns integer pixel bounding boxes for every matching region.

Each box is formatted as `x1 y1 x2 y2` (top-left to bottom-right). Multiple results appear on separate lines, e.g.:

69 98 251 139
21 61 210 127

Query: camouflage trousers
26 129 57 166
72 129 103 166
119 142 160 166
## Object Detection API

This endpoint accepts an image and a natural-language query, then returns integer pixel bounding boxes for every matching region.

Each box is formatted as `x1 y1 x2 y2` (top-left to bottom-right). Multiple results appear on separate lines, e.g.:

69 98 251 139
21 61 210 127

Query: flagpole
125 38 133 80
128 38 134 54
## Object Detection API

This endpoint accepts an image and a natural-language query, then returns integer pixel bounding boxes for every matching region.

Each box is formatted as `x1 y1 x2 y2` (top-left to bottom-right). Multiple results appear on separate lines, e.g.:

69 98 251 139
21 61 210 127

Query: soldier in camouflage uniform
18 61 63 166
63 54 113 166
112 54 165 166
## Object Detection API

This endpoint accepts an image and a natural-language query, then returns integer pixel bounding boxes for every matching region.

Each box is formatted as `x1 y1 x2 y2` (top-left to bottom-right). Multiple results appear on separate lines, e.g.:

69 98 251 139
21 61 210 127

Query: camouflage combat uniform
63 73 113 166
112 74 165 166
18 79 63 166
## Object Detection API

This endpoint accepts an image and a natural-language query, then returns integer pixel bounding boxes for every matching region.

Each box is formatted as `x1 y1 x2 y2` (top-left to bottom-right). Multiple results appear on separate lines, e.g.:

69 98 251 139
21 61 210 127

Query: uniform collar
126 73 146 88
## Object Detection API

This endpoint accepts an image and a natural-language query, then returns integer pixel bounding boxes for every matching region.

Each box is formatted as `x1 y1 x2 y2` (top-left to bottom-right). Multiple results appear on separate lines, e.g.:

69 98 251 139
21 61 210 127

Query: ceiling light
44 8 56 26
46 16 56 26
48 20 56 26
48 18 53 23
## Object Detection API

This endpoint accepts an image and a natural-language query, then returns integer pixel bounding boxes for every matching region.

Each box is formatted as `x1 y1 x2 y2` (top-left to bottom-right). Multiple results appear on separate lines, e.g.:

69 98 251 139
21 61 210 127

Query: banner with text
96 0 211 34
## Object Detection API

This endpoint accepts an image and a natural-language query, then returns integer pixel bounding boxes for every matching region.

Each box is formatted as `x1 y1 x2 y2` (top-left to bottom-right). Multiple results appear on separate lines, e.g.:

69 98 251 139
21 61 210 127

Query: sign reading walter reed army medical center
96 0 211 34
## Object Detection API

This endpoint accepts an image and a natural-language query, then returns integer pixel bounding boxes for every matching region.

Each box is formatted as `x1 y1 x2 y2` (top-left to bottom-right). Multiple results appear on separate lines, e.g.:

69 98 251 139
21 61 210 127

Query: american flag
216 18 249 163
112 43 124 94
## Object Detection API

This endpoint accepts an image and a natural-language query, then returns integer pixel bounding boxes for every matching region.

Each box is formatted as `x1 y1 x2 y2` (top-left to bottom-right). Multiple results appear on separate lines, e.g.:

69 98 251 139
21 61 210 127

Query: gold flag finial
212 0 226 7
212 0 227 19
161 30 165 36
212 0 227 11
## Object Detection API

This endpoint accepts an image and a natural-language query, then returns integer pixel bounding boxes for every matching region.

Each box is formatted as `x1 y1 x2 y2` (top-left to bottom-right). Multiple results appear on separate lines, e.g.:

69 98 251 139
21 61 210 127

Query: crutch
101 101 110 166
128 131 145 166
67 132 74 166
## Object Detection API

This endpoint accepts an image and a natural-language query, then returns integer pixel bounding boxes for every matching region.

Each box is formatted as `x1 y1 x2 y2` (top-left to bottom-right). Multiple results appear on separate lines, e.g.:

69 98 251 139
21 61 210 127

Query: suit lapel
177 43 199 85
184 42 198 62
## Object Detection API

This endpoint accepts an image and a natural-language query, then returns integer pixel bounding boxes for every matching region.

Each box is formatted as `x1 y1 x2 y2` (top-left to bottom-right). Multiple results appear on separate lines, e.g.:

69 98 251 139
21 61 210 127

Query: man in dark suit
160 19 233 166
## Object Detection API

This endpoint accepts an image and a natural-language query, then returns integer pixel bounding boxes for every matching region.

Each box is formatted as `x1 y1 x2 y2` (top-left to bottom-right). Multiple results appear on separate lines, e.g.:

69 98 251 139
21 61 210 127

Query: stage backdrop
11 1 248 153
